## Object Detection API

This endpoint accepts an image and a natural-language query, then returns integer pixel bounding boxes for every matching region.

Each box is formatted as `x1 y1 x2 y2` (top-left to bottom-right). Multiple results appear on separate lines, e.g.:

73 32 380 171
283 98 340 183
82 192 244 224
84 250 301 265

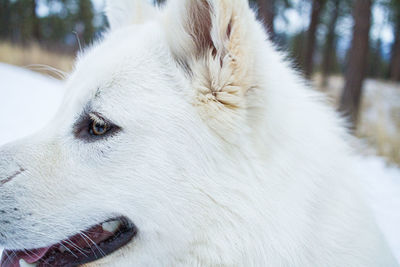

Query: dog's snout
0 168 25 186
0 147 25 187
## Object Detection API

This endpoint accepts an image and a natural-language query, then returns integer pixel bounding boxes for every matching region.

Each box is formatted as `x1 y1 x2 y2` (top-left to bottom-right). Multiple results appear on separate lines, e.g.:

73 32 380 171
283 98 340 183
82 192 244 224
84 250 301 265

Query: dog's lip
0 216 137 267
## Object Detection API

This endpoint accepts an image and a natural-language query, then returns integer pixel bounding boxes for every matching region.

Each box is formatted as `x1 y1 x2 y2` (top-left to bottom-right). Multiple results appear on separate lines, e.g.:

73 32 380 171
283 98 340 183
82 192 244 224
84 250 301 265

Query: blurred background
0 0 399 167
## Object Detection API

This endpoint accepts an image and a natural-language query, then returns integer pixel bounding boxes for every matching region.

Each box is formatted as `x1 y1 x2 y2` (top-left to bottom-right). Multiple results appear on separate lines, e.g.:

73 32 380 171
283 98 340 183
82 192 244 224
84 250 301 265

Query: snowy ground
0 64 399 262
0 63 64 146
356 156 400 262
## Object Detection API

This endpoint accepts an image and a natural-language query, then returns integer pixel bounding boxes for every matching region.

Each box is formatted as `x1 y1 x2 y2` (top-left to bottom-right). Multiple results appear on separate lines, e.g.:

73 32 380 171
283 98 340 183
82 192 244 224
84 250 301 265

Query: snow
357 156 400 262
361 80 400 138
0 63 65 146
0 64 399 262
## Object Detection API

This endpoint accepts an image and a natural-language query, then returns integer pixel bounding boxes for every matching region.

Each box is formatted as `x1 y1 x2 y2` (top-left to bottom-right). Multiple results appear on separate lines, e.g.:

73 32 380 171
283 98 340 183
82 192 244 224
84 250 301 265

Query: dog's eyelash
73 112 121 141
89 113 106 126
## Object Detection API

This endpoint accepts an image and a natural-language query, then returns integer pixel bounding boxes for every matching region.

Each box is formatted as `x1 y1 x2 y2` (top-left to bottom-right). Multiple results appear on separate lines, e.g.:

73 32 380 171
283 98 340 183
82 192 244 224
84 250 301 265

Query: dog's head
0 0 269 265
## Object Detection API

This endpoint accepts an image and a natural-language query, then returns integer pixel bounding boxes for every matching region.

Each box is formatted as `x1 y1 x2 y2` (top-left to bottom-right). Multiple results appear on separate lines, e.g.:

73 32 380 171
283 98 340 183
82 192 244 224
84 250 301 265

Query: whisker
62 238 88 258
58 242 78 259
79 232 98 258
80 232 106 258
72 31 83 54
3 250 17 266
22 248 37 260
24 64 67 79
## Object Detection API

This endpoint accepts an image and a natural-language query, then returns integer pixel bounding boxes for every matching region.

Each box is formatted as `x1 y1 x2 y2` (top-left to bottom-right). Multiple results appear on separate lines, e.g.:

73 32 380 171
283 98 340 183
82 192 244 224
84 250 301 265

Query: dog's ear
106 0 157 30
164 0 260 139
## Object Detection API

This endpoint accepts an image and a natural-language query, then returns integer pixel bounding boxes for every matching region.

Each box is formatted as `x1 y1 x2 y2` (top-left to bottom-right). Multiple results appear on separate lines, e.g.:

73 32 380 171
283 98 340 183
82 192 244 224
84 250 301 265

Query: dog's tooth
101 220 121 233
59 245 66 253
19 259 37 267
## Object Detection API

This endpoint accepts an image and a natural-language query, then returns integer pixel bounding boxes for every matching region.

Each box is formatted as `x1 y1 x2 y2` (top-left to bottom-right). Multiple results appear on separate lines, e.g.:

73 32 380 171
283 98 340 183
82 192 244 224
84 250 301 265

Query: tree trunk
321 0 340 87
390 20 400 81
0 0 11 39
257 0 275 40
304 0 325 79
78 0 95 44
339 0 372 128
32 0 40 40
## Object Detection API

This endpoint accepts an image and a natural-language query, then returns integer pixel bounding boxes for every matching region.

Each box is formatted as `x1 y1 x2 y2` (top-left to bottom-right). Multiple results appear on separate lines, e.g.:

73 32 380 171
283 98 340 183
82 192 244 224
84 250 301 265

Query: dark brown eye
89 119 109 136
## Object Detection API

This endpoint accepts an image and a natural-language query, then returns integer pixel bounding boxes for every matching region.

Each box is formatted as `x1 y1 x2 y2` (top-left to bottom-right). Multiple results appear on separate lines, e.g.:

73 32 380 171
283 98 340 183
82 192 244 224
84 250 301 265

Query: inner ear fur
166 0 256 107
164 0 259 140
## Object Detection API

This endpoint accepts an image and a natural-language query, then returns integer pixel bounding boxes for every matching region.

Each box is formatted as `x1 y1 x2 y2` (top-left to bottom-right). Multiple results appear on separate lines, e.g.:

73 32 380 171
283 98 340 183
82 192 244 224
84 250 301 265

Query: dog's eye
74 112 120 141
89 119 109 136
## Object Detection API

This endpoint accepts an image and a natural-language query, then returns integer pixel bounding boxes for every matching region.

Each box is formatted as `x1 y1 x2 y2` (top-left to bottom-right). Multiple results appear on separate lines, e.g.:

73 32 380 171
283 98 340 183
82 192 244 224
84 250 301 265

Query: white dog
0 0 398 266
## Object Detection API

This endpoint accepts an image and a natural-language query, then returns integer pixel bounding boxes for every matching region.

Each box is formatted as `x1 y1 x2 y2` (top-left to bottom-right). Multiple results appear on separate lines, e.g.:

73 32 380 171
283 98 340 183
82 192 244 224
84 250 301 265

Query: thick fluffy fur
0 0 398 266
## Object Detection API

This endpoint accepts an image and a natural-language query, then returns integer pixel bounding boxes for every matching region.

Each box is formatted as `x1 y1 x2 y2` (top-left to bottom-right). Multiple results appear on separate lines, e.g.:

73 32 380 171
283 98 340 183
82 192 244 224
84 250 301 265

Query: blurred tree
387 0 400 81
254 0 292 43
367 8 389 80
10 0 37 43
40 0 75 45
368 38 387 78
304 0 326 79
0 0 11 39
31 0 40 40
320 0 340 87
339 0 373 127
289 30 306 68
257 0 276 39
0 0 105 51
76 0 95 44
390 24 400 81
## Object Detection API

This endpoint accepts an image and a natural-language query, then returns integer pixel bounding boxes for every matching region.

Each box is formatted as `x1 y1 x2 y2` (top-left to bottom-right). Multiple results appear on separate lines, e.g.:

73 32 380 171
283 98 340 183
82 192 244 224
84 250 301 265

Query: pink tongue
1 247 49 267
0 226 114 267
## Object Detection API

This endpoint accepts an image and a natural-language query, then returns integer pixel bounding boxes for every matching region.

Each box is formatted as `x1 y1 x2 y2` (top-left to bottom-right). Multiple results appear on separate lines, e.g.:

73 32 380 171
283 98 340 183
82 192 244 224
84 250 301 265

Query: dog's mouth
0 216 137 267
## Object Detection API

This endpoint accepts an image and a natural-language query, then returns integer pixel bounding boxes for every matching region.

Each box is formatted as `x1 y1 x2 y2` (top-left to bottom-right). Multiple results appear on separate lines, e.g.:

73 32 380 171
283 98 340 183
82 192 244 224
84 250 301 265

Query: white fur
0 0 398 266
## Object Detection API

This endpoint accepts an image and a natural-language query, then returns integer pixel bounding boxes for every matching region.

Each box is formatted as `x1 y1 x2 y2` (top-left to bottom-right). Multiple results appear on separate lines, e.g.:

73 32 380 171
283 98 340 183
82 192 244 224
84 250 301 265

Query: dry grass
315 75 400 166
0 42 74 79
